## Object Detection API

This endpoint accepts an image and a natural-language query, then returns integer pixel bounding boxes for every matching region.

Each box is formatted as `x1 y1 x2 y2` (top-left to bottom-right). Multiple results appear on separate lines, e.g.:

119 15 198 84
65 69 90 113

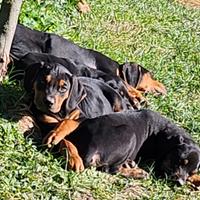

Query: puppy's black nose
44 96 55 107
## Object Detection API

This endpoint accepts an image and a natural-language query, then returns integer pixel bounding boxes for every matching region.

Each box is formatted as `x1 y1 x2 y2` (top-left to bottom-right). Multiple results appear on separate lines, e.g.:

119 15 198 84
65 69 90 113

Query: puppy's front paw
59 139 84 172
43 129 65 147
119 166 149 179
69 155 85 172
187 174 200 189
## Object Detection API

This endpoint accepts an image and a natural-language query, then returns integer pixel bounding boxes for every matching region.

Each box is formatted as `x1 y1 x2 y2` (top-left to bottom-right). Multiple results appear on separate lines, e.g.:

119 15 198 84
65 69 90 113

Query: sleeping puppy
25 61 131 121
17 52 146 107
66 109 200 184
11 24 119 73
24 61 132 171
11 24 166 95
119 62 166 95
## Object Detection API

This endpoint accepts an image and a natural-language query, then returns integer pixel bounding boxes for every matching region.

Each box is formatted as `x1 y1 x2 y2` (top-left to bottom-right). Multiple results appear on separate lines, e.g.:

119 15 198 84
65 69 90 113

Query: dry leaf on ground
77 0 91 13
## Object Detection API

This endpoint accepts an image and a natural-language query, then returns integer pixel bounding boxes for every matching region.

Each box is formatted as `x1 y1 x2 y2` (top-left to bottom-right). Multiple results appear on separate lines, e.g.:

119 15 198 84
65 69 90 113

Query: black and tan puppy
119 62 166 95
11 24 166 95
11 24 119 73
25 61 132 171
66 109 200 184
18 52 145 107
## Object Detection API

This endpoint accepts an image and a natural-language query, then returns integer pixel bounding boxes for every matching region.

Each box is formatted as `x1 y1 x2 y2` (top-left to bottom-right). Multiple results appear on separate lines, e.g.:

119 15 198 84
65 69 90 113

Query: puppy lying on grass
66 109 200 185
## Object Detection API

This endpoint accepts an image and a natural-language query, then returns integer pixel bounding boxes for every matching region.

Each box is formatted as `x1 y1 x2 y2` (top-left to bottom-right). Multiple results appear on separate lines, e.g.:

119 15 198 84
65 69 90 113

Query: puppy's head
158 142 200 185
33 62 72 113
119 62 167 95
25 62 86 114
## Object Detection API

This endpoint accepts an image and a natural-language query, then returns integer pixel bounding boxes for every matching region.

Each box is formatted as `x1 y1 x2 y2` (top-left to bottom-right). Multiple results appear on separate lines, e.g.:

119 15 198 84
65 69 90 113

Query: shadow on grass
0 81 26 121
0 81 44 143
1 81 65 163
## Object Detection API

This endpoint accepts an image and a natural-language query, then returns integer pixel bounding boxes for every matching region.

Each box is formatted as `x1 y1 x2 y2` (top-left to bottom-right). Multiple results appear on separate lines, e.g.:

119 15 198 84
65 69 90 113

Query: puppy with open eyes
25 62 131 119
24 61 134 171
18 52 146 108
66 109 200 185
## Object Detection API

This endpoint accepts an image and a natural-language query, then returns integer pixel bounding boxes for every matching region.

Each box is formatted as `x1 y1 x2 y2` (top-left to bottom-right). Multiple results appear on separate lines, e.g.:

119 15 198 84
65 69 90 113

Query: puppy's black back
11 24 47 60
77 77 132 118
136 112 194 162
68 109 200 178
68 110 152 169
11 24 119 74
48 34 119 73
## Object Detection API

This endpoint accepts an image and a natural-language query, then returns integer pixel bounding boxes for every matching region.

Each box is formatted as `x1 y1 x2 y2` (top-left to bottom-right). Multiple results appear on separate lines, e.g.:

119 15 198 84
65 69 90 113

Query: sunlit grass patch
0 0 199 199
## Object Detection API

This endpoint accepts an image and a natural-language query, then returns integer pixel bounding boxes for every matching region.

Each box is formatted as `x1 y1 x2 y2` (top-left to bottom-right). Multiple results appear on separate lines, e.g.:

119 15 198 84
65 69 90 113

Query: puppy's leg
187 174 200 187
125 84 146 108
118 165 149 179
122 159 137 168
42 110 83 172
43 109 81 147
59 139 84 172
43 119 80 147
137 72 167 95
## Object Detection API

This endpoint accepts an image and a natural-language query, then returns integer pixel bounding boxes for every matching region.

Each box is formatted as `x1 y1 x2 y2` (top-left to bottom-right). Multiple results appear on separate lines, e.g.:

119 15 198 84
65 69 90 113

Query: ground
0 0 200 199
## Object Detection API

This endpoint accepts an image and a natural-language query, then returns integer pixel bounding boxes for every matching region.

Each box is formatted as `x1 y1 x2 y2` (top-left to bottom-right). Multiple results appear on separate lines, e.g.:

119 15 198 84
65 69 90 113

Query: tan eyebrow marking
46 75 52 83
59 79 65 87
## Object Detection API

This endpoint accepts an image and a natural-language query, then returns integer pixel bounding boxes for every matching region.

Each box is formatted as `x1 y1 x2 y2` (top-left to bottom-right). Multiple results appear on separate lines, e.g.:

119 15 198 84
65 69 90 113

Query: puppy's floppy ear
120 62 167 95
189 151 200 164
24 62 44 92
65 76 86 111
119 62 144 87
187 148 200 170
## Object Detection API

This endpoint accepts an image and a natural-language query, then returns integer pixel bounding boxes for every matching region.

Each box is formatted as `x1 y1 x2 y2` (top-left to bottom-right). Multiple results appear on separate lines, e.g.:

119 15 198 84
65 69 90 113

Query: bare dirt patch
177 0 200 8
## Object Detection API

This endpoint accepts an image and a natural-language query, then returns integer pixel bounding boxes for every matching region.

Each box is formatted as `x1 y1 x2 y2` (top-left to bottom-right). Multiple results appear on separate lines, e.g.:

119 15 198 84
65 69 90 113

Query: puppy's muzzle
44 96 55 108
172 170 188 185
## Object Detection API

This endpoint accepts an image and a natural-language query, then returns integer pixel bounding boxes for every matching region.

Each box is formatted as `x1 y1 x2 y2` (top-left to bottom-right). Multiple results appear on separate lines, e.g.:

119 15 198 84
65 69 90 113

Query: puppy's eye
59 85 68 93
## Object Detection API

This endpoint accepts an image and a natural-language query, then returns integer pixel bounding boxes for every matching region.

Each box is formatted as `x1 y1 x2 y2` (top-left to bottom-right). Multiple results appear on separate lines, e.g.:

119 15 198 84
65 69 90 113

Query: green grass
0 0 200 199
